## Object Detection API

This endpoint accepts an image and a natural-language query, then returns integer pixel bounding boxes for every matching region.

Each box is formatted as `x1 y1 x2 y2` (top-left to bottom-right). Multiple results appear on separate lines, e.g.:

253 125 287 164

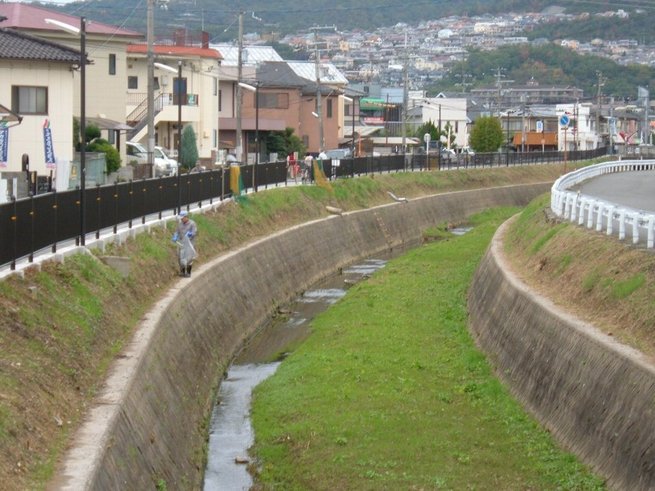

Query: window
213 78 218 96
153 77 160 91
11 86 47 114
109 54 116 75
258 93 289 109
219 90 222 111
327 99 333 118
128 76 138 90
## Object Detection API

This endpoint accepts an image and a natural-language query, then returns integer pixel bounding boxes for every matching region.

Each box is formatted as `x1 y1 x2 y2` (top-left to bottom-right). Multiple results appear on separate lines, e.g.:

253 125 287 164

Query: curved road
576 170 655 213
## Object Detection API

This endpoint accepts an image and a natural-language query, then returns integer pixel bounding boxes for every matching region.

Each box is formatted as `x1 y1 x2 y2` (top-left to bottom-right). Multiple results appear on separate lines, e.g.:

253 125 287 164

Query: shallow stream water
202 258 388 490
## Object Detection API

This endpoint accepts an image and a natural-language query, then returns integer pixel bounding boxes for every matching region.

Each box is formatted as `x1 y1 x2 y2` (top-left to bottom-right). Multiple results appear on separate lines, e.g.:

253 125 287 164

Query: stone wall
50 183 550 490
468 218 655 491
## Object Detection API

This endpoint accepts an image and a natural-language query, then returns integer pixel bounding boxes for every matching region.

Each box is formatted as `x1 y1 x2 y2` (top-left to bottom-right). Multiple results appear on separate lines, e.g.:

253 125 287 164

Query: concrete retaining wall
468 218 655 490
50 183 550 490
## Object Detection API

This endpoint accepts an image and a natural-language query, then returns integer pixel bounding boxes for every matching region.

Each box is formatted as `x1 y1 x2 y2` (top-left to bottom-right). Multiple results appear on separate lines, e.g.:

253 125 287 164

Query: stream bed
202 259 388 490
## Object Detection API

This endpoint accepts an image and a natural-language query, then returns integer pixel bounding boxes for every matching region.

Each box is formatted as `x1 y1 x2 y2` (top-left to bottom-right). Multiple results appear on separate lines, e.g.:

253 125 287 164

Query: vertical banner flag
43 119 56 169
313 159 333 192
229 163 246 202
0 123 8 168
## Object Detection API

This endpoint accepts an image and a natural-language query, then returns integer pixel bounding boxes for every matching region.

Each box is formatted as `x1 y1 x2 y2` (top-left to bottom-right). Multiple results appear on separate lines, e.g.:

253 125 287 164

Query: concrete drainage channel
202 258 389 490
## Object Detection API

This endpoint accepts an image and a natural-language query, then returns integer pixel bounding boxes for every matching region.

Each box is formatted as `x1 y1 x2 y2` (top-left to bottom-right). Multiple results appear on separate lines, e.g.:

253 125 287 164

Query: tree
180 125 198 170
469 116 504 153
87 139 121 173
415 120 442 142
266 127 305 158
78 123 120 173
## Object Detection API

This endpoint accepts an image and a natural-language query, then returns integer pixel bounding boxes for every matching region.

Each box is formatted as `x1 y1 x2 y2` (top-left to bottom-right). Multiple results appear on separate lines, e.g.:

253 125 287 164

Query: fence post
648 216 655 248
29 194 35 263
11 196 17 270
51 191 58 253
578 198 586 225
113 182 119 234
632 214 641 245
209 171 213 205
595 203 604 232
158 177 163 220
128 180 133 229
618 210 626 240
141 178 147 225
586 200 594 229
606 206 614 236
96 184 101 239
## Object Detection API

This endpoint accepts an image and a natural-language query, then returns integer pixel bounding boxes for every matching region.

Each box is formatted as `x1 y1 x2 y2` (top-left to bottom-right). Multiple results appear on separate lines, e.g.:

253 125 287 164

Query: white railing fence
551 160 655 248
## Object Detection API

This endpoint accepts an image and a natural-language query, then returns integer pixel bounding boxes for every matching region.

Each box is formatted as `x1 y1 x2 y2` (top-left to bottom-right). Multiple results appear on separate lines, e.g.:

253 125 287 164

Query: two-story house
214 44 349 158
0 27 78 184
0 2 143 167
125 36 222 164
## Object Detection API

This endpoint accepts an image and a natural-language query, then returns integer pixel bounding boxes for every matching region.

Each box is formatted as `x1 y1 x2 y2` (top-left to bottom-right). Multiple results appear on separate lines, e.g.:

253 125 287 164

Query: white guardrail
551 160 655 248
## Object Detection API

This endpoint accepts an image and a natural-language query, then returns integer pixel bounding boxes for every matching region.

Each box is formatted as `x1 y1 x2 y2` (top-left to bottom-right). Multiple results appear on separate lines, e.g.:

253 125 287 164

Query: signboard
559 114 570 127
536 120 544 133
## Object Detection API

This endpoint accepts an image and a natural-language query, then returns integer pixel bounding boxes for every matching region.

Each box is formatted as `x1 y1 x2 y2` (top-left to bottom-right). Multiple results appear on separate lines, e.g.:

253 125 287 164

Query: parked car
323 148 352 160
154 146 178 176
126 141 148 165
440 148 456 161
126 141 177 177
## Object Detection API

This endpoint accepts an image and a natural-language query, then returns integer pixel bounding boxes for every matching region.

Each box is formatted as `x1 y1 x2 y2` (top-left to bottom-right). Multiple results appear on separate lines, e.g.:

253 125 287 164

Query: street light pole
80 17 86 245
177 61 182 212
146 0 155 170
342 95 355 157
45 16 87 245
238 81 259 191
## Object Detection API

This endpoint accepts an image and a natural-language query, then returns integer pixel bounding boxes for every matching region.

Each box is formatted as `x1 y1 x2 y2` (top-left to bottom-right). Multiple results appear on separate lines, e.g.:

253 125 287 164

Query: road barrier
551 159 655 248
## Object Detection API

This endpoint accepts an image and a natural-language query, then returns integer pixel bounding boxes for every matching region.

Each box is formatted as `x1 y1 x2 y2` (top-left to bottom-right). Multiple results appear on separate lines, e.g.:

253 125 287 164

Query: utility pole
596 71 605 148
520 95 526 152
236 12 244 161
310 25 335 154
146 0 155 168
401 31 408 159
494 67 514 116
574 99 579 150
314 28 324 153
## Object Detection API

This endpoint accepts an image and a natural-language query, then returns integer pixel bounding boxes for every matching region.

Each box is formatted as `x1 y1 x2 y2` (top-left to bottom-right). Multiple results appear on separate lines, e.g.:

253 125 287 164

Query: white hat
179 210 188 217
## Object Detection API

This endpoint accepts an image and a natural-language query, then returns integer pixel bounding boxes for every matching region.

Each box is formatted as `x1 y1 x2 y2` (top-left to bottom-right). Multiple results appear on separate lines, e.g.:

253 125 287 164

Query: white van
126 142 177 177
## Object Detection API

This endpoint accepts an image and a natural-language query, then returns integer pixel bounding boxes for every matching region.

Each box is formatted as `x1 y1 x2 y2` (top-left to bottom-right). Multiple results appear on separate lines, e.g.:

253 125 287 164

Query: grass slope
504 194 655 357
250 208 604 490
0 162 587 489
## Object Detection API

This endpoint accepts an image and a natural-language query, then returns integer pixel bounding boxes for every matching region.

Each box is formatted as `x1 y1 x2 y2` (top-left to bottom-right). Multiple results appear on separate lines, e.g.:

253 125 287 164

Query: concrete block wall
51 183 550 490
468 218 655 490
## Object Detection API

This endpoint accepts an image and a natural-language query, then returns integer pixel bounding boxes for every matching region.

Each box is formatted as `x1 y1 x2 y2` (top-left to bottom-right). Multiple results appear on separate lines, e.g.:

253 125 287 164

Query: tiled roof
0 27 80 63
127 44 221 59
287 61 349 85
209 44 283 66
0 2 142 38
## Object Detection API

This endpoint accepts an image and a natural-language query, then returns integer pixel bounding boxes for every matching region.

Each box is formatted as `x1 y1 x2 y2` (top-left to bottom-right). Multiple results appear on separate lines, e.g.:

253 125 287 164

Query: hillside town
0 2 653 200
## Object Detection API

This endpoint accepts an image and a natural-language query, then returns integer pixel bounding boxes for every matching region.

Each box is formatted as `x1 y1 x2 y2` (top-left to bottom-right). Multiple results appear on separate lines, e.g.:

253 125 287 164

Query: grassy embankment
504 193 655 358
0 162 594 490
250 206 606 490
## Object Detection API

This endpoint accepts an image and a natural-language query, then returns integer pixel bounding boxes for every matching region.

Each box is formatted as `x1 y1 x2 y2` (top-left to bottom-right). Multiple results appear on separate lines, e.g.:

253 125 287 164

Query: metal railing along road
551 159 655 248
1 147 607 273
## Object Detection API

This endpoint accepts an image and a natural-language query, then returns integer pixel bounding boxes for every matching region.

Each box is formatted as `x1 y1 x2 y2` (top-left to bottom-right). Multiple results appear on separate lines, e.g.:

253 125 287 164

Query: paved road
575 171 655 213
